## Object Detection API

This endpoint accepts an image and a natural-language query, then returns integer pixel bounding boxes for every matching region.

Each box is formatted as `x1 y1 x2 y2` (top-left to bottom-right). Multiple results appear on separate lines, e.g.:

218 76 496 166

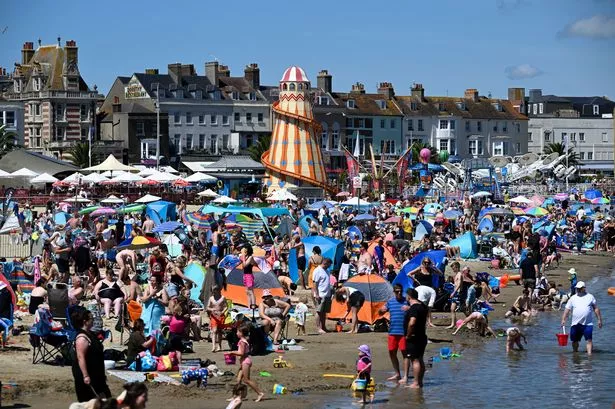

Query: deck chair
29 306 72 365
118 300 143 345
0 304 13 347
47 283 70 324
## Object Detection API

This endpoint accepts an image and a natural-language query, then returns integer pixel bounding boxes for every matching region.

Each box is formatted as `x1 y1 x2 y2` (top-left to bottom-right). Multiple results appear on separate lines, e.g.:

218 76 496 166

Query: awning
183 161 216 172
579 163 615 171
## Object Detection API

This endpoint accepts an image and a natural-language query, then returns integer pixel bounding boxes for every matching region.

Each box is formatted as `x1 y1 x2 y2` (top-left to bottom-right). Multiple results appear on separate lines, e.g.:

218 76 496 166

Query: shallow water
317 269 615 408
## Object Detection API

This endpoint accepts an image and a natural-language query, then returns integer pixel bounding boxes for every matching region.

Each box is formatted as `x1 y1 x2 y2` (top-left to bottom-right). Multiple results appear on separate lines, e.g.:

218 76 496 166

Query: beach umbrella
308 201 334 210
153 221 182 233
511 207 525 215
484 207 513 216
267 189 298 202
470 191 491 199
384 215 401 224
30 173 58 183
530 195 545 207
173 179 190 187
137 168 157 177
525 207 549 217
65 196 91 203
197 188 219 198
584 189 602 200
423 203 443 214
54 211 71 225
118 235 161 250
78 205 101 215
553 193 568 201
510 196 533 205
336 191 351 197
340 197 371 207
81 173 107 183
83 154 139 173
0 169 10 177
183 211 217 230
52 180 70 187
90 207 117 218
11 168 38 177
354 213 376 222
62 172 84 184
135 194 162 203
137 179 160 186
100 195 125 204
184 172 217 183
148 171 180 182
400 206 419 214
591 197 609 204
116 204 147 214
100 170 125 178
443 210 462 219
213 195 237 204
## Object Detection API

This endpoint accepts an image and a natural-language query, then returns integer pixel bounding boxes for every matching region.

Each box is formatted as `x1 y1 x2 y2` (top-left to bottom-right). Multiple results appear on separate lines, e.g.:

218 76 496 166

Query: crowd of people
1 185 612 407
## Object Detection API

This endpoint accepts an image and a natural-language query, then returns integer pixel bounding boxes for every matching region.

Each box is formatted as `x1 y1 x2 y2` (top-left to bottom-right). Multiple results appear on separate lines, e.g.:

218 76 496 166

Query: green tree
68 142 92 168
543 142 579 166
248 134 272 162
0 125 18 158
410 142 440 164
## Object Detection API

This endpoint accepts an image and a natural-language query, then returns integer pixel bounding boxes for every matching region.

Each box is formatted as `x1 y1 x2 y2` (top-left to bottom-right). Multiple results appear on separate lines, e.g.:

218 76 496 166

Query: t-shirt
565 293 597 326
520 257 537 281
402 219 413 234
593 220 603 233
415 285 436 307
126 331 146 363
576 208 586 220
404 302 428 340
386 297 409 336
295 302 308 326
312 266 331 298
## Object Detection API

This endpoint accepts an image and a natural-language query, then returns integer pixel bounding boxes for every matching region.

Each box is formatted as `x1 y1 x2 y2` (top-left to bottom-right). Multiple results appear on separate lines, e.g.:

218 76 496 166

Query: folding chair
29 332 71 365
47 283 69 325
0 304 14 347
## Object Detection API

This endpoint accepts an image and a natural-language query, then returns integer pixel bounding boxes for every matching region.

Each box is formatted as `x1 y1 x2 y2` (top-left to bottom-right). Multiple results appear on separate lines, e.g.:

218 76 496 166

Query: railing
0 235 32 259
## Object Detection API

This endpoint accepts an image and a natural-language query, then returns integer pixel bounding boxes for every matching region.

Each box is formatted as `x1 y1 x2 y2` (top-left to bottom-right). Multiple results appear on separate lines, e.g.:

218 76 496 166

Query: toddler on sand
295 296 308 336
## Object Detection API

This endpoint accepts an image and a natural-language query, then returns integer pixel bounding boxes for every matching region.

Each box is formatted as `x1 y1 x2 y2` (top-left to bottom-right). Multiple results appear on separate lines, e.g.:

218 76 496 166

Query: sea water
318 269 615 408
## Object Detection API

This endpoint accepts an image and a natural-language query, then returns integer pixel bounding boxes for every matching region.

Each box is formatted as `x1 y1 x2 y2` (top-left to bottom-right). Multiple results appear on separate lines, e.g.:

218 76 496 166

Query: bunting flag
395 148 412 193
343 147 360 179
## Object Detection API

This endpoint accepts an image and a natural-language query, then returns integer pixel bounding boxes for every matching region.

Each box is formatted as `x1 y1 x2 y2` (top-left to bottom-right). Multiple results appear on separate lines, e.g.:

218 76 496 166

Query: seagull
1 26 7 34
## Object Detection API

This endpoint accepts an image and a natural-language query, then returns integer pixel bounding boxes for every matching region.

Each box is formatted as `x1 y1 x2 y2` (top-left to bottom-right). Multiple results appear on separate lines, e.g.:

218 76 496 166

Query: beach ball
419 148 431 163
438 150 449 163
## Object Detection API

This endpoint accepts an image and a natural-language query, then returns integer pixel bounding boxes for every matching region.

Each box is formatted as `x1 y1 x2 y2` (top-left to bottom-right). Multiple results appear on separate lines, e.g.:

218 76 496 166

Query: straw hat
568 268 577 275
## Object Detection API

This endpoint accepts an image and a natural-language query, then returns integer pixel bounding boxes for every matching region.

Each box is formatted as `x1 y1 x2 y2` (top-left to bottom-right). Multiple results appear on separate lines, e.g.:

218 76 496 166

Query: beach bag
157 353 175 371
373 318 389 333
129 350 157 371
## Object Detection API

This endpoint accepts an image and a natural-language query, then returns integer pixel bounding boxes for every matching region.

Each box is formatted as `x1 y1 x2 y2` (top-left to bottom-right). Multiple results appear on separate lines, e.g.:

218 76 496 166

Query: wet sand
3 252 614 409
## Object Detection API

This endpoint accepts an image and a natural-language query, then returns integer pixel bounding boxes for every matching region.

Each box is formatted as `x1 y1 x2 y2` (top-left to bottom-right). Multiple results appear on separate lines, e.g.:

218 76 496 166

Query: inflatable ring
216 180 224 189
608 287 615 296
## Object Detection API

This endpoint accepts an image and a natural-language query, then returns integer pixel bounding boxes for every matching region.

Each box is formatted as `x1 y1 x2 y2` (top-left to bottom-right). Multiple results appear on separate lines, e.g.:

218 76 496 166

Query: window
80 105 88 121
198 115 205 125
380 119 385 129
55 127 65 140
231 91 239 100
579 132 585 142
246 113 252 122
587 152 593 160
30 104 41 117
410 102 417 111
408 119 413 131
222 134 229 150
381 140 396 154
533 104 537 115
528 132 533 142
377 100 386 110
347 100 355 109
3 111 15 127
210 114 217 125
439 139 449 152
418 119 424 131
516 123 520 133
318 96 329 105
234 112 240 122
222 115 229 126
33 77 41 91
210 134 218 152
14 80 21 93
438 103 445 112
579 152 585 160
186 134 193 150
561 132 567 143
173 134 181 154
173 112 181 124
257 113 264 123
570 132 576 142
492 141 508 156
321 130 328 150
331 128 340 150
186 112 193 124
439 120 448 129
502 121 508 132
456 102 466 110
249 92 257 101
477 121 482 132
449 120 455 130
539 103 544 114
602 132 608 142
493 122 498 132
199 134 205 149
545 132 551 142
55 104 65 121
136 122 145 136
29 127 41 148
390 119 396 129
515 143 521 153
465 121 470 132
593 105 599 115
80 127 88 139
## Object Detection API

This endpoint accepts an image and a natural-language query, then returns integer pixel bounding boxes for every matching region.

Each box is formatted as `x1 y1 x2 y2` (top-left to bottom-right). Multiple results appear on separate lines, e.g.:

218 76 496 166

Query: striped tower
262 66 328 192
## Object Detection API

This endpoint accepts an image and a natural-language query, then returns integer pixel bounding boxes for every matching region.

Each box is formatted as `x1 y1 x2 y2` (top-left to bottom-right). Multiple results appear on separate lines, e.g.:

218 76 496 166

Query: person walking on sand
560 281 602 354
378 284 409 384
404 288 428 389
312 258 332 334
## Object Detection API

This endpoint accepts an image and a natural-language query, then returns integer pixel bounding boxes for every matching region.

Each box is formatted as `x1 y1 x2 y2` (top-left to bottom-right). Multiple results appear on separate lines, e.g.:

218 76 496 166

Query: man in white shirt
415 285 437 327
561 281 602 354
312 258 332 334
576 206 586 220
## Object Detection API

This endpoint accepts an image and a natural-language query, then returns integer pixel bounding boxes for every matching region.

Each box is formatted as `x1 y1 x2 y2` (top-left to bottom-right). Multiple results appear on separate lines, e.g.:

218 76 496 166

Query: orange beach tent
328 274 394 324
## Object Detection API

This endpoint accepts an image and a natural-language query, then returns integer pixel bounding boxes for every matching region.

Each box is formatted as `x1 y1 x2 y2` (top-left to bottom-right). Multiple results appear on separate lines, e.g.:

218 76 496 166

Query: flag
396 149 411 193
344 148 359 179
353 130 361 158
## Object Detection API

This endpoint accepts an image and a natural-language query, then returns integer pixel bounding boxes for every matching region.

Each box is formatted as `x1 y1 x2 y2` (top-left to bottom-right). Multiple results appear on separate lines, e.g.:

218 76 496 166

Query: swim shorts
405 335 428 360
348 291 365 309
569 323 593 342
388 335 406 352
297 256 306 271
243 273 254 289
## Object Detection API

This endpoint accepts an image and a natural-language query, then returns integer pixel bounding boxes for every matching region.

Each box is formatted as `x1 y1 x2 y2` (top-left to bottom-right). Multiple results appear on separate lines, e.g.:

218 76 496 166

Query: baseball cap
575 281 585 289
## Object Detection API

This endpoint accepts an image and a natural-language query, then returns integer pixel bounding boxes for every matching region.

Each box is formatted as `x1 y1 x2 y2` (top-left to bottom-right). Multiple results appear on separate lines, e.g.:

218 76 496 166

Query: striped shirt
386 297 409 336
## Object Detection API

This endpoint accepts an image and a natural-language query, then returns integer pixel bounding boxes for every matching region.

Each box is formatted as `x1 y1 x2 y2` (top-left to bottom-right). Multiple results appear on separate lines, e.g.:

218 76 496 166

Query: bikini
238 338 252 366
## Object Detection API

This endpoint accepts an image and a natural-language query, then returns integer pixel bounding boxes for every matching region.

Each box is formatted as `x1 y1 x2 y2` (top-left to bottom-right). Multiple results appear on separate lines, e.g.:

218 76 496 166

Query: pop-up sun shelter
392 250 447 293
328 274 393 324
146 200 177 225
449 231 478 259
222 268 284 307
413 220 433 241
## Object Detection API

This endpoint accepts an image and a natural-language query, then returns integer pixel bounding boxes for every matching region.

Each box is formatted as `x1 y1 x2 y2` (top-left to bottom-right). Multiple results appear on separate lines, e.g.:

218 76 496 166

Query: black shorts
349 291 365 309
297 256 306 271
405 336 428 360
56 258 70 274
169 334 184 352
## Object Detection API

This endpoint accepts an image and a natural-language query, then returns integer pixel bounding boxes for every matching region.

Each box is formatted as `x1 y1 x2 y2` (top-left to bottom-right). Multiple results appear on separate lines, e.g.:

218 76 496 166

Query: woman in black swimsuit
29 279 47 315
93 268 125 318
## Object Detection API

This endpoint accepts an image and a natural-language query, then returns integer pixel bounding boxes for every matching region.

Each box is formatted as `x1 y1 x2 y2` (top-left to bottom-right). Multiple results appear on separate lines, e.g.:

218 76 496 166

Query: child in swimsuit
356 344 373 404
230 323 264 402
506 327 527 353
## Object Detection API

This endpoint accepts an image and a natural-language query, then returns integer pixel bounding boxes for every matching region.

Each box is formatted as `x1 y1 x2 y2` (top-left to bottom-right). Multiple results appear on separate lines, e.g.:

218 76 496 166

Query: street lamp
156 83 160 170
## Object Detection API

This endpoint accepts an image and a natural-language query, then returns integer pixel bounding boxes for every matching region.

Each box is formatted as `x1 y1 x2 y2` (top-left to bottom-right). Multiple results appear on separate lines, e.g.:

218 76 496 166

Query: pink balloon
419 148 431 163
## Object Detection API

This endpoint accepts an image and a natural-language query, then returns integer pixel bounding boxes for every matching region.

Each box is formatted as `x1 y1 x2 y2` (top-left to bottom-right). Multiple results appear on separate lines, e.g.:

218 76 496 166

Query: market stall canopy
11 168 38 177
148 171 180 182
340 197 372 207
137 168 157 177
83 154 139 173
62 172 84 183
267 189 298 202
81 173 108 183
110 173 144 183
135 194 162 203
0 169 11 177
101 170 125 178
197 188 219 198
0 149 77 176
30 173 58 183
213 195 237 204
100 195 125 204
184 172 217 183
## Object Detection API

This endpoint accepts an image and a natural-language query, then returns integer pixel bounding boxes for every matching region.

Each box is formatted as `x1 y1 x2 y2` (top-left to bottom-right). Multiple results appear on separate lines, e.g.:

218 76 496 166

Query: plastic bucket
556 327 568 346
273 384 287 394
224 353 236 365
440 347 452 358
353 378 367 391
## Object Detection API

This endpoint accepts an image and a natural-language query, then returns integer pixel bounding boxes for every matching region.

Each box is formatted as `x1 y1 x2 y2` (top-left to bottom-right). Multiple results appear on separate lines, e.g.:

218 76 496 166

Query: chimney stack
411 83 425 100
180 64 195 77
205 61 219 85
65 40 78 64
464 88 479 102
21 42 35 65
351 82 365 94
168 63 182 84
218 65 230 78
244 63 260 89
377 82 395 100
507 87 525 101
145 68 159 75
317 70 332 93
529 89 542 102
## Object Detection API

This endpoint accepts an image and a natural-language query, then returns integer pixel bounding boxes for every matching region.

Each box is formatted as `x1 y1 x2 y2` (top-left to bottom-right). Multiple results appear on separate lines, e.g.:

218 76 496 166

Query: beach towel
140 299 165 337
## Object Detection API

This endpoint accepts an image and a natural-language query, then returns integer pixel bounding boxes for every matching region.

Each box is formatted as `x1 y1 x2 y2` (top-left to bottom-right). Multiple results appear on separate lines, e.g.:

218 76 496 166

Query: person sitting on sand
505 288 532 319
452 308 496 338
506 327 527 353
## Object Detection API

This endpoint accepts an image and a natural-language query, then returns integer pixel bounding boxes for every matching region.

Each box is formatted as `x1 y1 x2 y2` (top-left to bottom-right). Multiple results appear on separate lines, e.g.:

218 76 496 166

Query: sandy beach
2 252 614 409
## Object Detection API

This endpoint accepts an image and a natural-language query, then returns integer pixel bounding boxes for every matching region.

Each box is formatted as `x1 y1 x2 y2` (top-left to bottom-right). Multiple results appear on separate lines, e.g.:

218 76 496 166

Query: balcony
49 140 75 149
436 129 455 139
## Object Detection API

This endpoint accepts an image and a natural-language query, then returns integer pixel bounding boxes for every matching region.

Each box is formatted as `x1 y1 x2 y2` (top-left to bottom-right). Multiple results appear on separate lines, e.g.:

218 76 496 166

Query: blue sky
1 0 614 99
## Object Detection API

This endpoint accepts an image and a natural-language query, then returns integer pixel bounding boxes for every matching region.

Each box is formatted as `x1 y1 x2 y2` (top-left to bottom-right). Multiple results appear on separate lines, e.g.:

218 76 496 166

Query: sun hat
568 268 577 275
575 281 586 289
262 289 272 298
358 344 371 358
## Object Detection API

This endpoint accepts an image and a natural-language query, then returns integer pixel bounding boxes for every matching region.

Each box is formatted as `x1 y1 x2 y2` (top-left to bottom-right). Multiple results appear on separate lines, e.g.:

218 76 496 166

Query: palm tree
68 142 92 168
0 125 17 158
248 134 272 162
543 142 579 166
410 141 440 164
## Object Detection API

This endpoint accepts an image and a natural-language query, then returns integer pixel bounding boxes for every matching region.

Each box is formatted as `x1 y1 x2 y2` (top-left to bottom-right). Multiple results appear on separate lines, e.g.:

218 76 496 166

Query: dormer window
347 99 355 109
456 102 466 110
438 103 445 111
232 91 240 100
410 102 418 111
14 80 22 93
249 92 257 101
318 96 329 106
492 102 503 112
33 77 42 91
377 100 386 110
593 105 599 115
